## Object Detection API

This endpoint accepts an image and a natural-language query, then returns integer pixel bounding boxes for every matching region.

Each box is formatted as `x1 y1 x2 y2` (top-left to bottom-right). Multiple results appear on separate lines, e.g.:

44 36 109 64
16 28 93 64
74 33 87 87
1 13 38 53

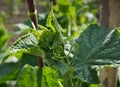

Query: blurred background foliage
0 0 99 87
0 0 99 35
39 0 99 38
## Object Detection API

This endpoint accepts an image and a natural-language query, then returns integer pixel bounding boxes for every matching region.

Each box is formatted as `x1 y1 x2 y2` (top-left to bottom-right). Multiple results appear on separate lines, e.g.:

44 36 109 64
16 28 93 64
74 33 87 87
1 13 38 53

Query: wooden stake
27 0 43 68
50 0 56 5
27 0 38 29
99 66 117 87
99 0 120 87
100 0 120 29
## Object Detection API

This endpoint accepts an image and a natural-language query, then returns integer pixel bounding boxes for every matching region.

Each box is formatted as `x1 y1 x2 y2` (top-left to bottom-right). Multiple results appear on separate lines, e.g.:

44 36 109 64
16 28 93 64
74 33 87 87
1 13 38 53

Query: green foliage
17 64 38 87
67 25 120 83
0 53 39 86
26 0 98 38
1 0 120 87
2 9 65 62
0 62 21 83
0 24 9 52
17 64 62 87
1 33 38 62
40 67 62 87
2 9 120 86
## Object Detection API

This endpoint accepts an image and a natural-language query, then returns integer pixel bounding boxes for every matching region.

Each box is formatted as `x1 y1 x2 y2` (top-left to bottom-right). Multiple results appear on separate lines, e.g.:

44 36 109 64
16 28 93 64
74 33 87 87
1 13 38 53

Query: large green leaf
1 33 38 62
71 24 120 83
0 62 21 83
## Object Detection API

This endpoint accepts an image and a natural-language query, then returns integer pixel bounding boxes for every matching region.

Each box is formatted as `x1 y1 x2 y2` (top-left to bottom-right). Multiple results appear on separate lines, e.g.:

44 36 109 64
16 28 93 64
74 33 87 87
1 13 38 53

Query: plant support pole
51 0 56 5
27 0 43 68
100 0 120 29
27 0 38 30
99 0 120 87
99 66 117 87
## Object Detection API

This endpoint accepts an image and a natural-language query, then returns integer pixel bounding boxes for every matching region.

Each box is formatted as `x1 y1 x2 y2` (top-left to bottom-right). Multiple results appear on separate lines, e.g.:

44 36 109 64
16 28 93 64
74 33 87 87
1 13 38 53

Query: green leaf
17 64 38 87
0 62 21 83
74 65 99 84
71 24 120 83
20 53 38 66
46 57 68 75
1 33 38 62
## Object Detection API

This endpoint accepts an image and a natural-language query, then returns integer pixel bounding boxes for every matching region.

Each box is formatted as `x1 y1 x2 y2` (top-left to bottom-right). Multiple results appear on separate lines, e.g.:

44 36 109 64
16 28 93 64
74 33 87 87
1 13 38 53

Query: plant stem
75 79 81 87
66 75 73 87
65 69 74 87
70 43 79 66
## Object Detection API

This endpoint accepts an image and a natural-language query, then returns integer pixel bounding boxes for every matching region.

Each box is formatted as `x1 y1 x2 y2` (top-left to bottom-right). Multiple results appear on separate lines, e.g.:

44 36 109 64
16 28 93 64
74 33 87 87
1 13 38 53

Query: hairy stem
70 43 79 66
66 74 73 87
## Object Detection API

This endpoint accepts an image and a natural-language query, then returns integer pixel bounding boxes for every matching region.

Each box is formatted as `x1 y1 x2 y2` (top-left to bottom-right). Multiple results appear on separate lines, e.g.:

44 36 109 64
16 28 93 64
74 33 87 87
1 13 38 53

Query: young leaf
37 10 65 59
46 10 56 32
46 8 63 35
46 9 65 56
71 24 120 83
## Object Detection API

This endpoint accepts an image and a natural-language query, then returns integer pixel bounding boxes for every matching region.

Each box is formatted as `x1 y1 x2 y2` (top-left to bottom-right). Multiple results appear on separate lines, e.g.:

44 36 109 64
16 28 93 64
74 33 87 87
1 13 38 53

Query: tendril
53 43 79 62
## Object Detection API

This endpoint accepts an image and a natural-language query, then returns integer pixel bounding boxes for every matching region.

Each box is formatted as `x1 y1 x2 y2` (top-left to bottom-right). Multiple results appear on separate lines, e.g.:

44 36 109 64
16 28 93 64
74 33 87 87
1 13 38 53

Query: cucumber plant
1 9 120 87
1 1 120 87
